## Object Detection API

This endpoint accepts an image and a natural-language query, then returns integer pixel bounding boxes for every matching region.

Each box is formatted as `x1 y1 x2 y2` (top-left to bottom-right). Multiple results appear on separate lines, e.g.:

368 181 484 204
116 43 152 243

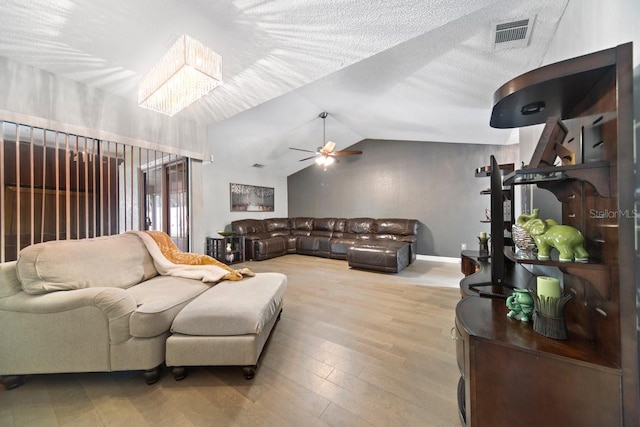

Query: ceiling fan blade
298 156 317 162
290 147 316 153
331 150 363 156
321 141 336 153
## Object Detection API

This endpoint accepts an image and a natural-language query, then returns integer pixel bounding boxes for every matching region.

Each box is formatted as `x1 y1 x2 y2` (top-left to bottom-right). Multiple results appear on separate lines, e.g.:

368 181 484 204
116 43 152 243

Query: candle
480 232 487 239
537 276 561 298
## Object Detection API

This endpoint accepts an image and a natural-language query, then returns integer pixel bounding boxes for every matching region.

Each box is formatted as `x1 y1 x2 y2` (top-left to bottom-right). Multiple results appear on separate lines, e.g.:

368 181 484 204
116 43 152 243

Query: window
0 120 190 261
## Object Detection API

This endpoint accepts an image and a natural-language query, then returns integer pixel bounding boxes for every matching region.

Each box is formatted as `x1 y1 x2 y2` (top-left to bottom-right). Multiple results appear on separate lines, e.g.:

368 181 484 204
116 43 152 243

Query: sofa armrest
0 287 136 344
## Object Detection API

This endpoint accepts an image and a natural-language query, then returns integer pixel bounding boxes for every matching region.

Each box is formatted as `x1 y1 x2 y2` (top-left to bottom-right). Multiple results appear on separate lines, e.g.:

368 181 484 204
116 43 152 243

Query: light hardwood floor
0 255 464 427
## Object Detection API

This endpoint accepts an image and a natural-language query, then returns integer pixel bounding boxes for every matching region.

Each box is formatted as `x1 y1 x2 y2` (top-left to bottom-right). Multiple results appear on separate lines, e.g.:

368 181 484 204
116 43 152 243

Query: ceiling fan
290 112 362 170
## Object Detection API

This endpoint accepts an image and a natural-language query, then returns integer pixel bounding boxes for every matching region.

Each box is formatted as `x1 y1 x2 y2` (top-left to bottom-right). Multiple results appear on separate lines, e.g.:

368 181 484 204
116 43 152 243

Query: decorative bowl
218 231 234 237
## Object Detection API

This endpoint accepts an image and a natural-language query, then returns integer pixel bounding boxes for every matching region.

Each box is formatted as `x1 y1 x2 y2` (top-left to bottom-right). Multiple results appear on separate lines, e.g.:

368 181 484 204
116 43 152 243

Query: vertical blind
0 120 189 262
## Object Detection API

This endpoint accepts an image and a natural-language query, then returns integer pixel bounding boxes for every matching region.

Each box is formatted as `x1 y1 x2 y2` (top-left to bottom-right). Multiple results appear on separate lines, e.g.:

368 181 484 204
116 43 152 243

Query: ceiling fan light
315 156 334 167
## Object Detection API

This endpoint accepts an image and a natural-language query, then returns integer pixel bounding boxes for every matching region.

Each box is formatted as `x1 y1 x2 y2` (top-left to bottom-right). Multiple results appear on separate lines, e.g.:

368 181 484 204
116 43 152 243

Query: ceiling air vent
492 16 535 50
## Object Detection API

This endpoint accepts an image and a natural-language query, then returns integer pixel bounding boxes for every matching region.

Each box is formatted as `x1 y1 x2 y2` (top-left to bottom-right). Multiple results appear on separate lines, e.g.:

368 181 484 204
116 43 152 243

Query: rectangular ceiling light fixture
138 35 222 116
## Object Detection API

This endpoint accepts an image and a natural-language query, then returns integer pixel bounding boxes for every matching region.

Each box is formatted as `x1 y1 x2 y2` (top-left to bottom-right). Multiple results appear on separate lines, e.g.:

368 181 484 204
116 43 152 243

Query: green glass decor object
506 289 535 322
517 208 588 262
478 235 490 259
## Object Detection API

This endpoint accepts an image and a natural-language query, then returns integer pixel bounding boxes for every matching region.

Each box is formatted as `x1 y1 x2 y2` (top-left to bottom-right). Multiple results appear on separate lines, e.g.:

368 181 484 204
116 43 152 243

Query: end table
205 236 245 264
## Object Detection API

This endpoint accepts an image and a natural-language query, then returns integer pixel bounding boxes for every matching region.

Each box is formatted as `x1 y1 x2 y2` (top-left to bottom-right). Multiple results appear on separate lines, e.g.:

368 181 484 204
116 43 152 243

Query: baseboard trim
416 254 461 264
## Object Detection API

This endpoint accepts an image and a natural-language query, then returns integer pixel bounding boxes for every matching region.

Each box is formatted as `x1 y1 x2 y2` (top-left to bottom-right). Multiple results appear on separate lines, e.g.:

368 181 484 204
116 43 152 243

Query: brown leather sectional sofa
231 217 419 272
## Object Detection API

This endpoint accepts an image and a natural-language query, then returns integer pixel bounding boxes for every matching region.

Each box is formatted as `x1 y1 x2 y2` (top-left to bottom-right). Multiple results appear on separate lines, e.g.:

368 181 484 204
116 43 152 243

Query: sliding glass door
143 156 189 251
1 119 190 261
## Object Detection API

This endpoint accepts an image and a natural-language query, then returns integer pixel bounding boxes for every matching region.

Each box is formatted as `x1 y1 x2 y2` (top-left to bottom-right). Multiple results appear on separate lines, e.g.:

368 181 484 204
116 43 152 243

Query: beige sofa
0 233 285 389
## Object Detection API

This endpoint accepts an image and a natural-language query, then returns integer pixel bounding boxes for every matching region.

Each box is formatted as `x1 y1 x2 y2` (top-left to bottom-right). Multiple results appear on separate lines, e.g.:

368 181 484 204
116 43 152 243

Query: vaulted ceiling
0 0 569 175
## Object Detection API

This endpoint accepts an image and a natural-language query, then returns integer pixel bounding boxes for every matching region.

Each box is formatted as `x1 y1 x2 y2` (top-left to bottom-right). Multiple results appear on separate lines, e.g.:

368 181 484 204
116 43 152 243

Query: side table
205 236 245 265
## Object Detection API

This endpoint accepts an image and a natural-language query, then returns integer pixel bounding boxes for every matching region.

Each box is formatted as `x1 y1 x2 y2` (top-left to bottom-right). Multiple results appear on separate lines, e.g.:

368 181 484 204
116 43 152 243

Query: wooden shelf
475 163 514 177
504 246 605 270
480 189 512 196
458 43 637 425
490 48 617 128
457 296 619 369
505 247 612 300
503 162 611 197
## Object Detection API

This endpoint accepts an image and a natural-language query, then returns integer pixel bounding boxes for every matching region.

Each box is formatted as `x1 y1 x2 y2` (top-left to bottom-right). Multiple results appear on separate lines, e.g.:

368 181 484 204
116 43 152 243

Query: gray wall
288 139 518 258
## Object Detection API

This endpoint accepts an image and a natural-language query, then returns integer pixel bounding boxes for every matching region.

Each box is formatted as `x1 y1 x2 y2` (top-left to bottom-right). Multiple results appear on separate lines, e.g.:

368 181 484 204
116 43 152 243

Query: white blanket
128 231 229 283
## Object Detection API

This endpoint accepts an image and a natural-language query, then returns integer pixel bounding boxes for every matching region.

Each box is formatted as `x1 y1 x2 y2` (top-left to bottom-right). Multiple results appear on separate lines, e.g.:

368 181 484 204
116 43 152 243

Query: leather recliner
231 217 419 265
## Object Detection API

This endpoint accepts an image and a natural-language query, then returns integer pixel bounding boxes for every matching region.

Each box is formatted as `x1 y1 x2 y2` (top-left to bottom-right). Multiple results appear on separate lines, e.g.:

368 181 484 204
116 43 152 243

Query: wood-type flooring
0 255 463 426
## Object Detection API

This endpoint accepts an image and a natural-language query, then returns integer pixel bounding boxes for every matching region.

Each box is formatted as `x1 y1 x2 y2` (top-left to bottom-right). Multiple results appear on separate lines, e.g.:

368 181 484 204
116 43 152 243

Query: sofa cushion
171 272 287 336
371 234 401 242
254 237 288 260
346 218 375 234
290 217 314 236
313 218 336 232
232 219 265 235
374 218 419 236
127 276 209 338
329 237 358 259
0 261 20 298
296 236 320 253
16 234 158 295
346 241 411 273
245 232 272 240
265 218 290 236
333 218 347 233
286 236 297 252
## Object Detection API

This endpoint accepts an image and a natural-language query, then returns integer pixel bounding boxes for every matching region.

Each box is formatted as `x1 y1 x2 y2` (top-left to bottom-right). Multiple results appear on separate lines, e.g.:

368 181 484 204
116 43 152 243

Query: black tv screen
490 155 504 286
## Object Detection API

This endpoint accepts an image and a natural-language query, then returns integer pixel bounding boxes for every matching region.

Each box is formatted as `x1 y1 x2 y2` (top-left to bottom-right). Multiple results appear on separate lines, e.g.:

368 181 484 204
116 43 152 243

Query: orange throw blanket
145 231 250 281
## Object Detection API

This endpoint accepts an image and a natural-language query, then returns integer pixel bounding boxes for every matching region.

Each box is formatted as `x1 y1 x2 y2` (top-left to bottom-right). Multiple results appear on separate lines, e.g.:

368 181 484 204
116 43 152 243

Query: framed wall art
230 183 274 212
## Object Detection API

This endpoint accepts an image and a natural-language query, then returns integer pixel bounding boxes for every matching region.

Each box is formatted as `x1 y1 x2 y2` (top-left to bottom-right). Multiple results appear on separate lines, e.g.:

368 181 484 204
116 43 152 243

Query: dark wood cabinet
457 43 638 426
456 297 621 427
460 250 481 277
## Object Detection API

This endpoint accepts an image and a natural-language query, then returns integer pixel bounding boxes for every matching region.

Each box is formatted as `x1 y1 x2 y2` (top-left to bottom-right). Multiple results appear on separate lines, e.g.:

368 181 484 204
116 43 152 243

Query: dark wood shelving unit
456 43 638 427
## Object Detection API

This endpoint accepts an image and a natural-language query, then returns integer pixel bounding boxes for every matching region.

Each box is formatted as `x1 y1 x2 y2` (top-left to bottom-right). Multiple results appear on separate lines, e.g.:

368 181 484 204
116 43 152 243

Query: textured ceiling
0 0 569 175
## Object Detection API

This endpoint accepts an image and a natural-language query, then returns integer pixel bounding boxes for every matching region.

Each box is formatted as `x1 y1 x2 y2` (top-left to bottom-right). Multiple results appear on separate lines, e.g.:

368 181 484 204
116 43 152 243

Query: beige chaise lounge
0 233 286 390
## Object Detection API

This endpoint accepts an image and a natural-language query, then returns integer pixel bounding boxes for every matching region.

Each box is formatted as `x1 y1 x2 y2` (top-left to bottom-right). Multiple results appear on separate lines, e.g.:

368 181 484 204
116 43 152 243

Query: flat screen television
470 155 513 298
489 155 505 288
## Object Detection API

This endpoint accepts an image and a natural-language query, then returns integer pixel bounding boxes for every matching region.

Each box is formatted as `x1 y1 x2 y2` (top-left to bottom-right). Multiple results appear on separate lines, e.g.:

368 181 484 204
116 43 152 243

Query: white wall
198 162 288 251
0 54 211 250
519 0 640 164
0 56 208 159
519 0 640 159
542 0 640 68
516 0 640 220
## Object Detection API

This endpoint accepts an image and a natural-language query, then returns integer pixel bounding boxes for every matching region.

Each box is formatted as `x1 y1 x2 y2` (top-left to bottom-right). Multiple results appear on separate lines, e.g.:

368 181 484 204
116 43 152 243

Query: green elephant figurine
517 209 588 262
506 289 534 321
